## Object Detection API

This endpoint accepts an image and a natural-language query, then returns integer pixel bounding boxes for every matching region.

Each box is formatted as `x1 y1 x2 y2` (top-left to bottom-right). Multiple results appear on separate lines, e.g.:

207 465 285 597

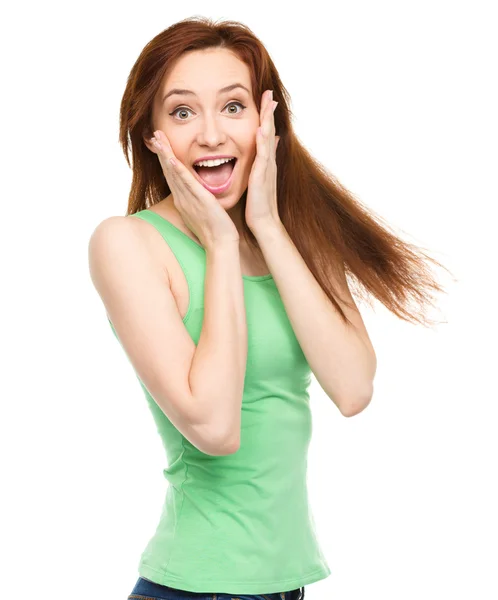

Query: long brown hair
119 16 454 329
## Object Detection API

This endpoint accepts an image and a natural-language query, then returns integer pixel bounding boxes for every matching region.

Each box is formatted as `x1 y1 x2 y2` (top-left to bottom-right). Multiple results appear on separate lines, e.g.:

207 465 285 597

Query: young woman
88 16 451 600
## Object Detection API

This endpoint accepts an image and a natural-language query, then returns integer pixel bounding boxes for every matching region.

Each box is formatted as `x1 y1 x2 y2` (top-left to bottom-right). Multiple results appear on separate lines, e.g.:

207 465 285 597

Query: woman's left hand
245 90 281 231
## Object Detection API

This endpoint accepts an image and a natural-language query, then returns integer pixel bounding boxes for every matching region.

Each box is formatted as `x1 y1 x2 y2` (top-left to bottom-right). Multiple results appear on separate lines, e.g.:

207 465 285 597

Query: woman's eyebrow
162 83 250 104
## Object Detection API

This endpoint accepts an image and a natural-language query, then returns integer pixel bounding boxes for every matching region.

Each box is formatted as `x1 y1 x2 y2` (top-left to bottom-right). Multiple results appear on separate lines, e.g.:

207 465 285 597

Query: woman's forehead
162 49 252 96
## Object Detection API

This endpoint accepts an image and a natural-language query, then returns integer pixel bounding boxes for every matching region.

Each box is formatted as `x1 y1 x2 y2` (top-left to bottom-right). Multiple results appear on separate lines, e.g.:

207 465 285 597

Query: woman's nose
197 115 226 146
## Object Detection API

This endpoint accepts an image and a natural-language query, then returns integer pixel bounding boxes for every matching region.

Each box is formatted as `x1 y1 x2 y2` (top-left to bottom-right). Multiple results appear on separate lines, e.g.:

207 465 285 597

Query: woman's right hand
147 130 240 251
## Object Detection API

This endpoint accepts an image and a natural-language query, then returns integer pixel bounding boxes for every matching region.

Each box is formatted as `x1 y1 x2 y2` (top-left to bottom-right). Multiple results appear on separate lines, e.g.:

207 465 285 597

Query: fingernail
270 90 273 101
272 101 278 113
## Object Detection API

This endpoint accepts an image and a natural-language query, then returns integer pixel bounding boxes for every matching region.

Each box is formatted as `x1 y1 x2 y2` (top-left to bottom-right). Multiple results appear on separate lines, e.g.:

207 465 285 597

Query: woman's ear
142 133 152 150
143 133 156 154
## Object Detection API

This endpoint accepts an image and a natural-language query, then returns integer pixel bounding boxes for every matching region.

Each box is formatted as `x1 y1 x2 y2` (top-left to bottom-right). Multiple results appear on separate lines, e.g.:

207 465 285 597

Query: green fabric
108 209 331 594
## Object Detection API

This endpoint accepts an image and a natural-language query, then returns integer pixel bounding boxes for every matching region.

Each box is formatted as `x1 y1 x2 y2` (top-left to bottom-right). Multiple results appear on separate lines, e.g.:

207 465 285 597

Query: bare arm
88 216 247 455
189 242 248 453
252 219 376 417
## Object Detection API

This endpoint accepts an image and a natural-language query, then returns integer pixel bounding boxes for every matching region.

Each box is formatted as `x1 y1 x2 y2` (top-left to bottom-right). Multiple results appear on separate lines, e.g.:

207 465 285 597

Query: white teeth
193 157 235 168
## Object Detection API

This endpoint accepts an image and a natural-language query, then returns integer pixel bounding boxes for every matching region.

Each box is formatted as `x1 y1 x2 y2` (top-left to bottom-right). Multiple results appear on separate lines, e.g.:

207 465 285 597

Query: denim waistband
128 576 305 600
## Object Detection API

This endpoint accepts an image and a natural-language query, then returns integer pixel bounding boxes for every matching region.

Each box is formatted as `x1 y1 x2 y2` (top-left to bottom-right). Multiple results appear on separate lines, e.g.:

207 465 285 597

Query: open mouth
193 157 237 188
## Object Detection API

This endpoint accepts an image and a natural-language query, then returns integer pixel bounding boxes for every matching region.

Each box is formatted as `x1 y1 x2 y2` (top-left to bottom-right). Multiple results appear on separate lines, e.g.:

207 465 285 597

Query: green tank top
107 208 331 595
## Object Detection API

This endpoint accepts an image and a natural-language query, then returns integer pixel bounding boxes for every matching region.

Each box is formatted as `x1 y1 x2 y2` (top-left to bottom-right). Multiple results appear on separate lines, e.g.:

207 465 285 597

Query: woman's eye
169 101 246 121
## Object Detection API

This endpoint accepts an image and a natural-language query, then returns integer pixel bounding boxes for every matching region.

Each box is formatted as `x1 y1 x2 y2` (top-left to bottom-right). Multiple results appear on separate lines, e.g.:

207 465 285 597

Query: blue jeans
128 576 305 600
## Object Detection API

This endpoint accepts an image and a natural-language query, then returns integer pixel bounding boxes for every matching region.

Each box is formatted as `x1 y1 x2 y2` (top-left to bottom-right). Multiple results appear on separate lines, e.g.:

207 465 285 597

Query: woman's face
145 47 260 210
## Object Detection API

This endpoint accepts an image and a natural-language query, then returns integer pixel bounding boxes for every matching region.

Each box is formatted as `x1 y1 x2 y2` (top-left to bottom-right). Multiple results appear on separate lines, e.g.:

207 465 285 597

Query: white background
1 1 496 599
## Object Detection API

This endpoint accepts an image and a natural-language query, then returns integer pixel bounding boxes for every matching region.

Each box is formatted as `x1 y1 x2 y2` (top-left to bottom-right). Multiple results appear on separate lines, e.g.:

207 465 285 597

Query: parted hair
118 15 454 328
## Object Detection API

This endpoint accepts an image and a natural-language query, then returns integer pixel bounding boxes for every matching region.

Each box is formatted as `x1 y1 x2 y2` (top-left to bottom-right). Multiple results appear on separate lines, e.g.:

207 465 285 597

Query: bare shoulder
88 215 170 284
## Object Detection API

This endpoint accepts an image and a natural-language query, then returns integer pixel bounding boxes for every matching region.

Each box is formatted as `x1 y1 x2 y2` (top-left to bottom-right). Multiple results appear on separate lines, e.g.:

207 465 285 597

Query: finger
154 131 192 186
269 100 277 133
256 124 271 162
264 100 277 135
257 101 276 158
258 100 272 140
153 130 177 166
266 101 278 155
153 130 201 195
260 90 272 125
